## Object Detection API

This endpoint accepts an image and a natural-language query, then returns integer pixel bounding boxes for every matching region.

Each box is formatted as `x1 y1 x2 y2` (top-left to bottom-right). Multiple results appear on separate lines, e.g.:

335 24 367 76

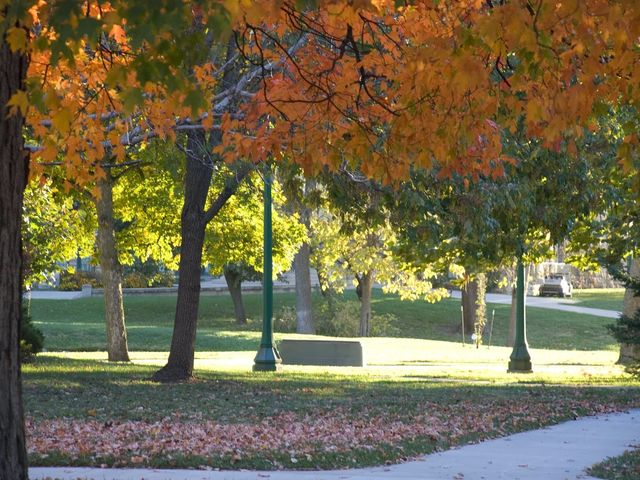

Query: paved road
30 408 640 479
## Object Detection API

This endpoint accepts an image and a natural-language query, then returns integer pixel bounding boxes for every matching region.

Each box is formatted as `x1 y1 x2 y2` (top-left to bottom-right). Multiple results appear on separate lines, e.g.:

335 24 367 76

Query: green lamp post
508 252 532 373
253 166 282 372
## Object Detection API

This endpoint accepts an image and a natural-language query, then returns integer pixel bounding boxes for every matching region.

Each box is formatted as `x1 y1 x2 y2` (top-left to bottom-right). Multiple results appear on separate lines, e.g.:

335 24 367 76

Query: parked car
539 274 573 298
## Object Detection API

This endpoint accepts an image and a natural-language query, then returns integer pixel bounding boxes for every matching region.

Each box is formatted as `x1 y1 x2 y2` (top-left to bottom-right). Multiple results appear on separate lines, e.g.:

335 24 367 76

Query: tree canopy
7 1 638 185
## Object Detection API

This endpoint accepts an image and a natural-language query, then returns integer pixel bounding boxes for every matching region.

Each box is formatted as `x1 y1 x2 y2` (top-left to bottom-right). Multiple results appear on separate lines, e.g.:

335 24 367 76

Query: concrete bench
279 339 364 367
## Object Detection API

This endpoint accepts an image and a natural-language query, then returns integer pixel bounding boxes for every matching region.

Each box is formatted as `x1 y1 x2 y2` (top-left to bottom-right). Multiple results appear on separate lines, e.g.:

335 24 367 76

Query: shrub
150 271 175 287
122 259 175 288
315 300 399 337
274 306 297 333
315 300 360 337
20 305 44 363
123 271 149 288
274 300 399 337
370 312 400 337
58 270 101 290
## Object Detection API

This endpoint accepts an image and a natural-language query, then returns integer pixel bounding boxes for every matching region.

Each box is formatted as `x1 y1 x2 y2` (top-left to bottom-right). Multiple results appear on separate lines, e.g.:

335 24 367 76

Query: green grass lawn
23 289 636 471
567 288 625 311
588 448 640 480
29 289 620 353
23 349 640 470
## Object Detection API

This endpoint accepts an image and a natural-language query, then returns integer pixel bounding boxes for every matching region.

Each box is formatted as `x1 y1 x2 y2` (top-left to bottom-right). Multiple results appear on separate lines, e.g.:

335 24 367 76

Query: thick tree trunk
153 39 247 383
0 28 29 480
152 131 212 382
224 265 247 325
461 279 478 335
357 272 374 337
294 242 315 334
95 175 130 362
618 258 640 364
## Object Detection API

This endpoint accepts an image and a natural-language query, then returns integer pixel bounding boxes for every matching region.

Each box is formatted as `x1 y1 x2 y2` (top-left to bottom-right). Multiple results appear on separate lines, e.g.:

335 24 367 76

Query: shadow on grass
23 355 640 427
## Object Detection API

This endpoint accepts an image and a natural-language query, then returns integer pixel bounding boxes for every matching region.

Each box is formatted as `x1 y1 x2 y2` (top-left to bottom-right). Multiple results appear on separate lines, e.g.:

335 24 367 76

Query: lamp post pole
508 253 532 372
253 166 281 372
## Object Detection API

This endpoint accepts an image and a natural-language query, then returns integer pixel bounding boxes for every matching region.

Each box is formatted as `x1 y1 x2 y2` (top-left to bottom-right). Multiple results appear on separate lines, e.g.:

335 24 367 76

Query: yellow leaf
6 27 27 52
52 108 73 135
7 90 28 116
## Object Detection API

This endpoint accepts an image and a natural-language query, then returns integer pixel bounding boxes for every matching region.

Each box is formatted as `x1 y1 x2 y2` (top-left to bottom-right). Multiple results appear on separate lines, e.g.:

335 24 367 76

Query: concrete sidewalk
448 290 620 319
30 408 640 480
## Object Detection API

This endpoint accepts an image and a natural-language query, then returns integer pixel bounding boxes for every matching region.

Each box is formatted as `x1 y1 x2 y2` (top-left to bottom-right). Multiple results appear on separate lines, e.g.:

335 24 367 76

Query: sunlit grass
31 333 631 386
30 290 620 353
566 288 625 311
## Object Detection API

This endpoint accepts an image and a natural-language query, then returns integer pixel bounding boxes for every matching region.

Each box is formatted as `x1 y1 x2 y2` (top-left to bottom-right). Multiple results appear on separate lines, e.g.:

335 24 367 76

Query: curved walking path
448 291 621 319
30 408 640 480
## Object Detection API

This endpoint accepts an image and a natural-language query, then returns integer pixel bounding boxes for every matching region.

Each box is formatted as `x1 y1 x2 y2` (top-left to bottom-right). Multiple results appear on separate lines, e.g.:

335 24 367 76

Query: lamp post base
508 357 532 373
253 346 282 372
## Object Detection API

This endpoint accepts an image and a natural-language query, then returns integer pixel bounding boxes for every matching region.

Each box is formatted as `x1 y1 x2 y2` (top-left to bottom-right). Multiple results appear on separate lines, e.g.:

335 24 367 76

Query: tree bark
294 242 314 333
357 272 374 337
295 200 314 334
152 131 212 382
95 174 130 362
224 265 247 325
461 279 478 335
618 257 640 364
0 26 29 480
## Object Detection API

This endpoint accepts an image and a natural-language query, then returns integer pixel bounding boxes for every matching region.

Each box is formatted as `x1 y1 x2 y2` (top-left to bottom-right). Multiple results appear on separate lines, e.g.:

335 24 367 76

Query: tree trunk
358 272 374 337
293 183 314 334
461 279 478 335
294 243 315 334
95 174 130 362
618 258 640 364
0 27 29 480
152 131 212 382
153 38 247 383
224 265 247 325
474 273 487 345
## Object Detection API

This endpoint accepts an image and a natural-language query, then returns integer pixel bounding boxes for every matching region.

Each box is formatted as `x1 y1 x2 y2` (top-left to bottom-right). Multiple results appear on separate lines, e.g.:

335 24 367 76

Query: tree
392 130 598 346
614 259 640 364
566 108 640 363
203 170 305 325
22 178 94 286
279 165 320 334
4 1 640 474
292 183 315 334
0 12 30 478
1 3 247 474
311 207 446 337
